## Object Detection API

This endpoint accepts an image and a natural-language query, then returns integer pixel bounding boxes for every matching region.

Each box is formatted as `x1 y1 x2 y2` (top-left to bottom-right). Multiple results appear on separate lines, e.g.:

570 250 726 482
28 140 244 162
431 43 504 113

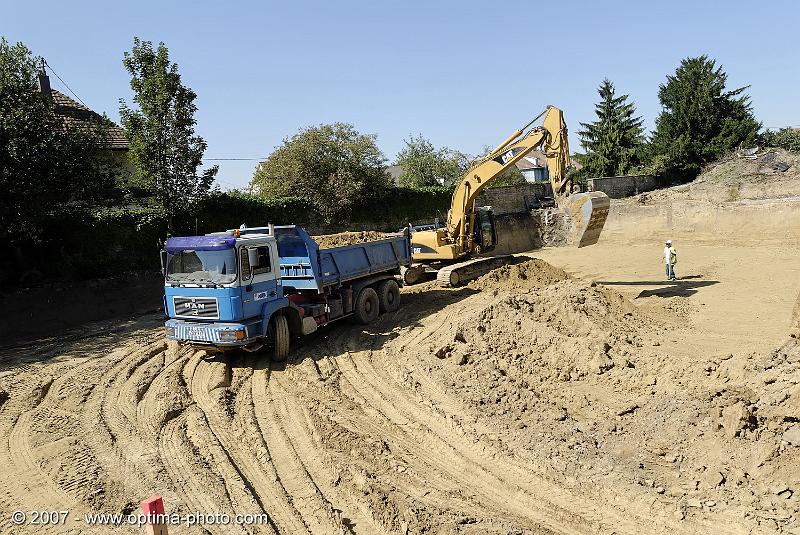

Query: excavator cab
474 207 497 253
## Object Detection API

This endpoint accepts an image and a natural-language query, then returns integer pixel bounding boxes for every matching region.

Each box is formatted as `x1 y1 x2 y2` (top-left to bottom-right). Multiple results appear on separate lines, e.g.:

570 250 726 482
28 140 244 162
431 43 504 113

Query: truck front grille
175 323 218 342
173 296 219 319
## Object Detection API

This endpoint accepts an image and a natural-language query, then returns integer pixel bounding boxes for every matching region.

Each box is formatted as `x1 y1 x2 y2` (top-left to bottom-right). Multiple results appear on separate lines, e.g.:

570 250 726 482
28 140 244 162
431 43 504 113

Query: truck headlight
219 329 246 342
165 326 176 338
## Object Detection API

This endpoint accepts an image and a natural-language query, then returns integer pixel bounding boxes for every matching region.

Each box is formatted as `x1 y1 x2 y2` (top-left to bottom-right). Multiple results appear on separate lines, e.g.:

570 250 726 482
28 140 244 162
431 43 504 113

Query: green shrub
760 128 800 153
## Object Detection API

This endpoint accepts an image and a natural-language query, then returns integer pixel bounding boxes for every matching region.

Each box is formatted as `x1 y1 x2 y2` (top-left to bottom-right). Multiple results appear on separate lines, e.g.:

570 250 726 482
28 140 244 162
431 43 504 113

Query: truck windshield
166 249 237 284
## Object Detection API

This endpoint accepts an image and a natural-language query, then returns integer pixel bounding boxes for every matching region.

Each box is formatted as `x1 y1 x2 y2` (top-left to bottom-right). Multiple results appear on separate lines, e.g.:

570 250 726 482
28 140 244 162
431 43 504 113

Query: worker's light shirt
664 246 676 265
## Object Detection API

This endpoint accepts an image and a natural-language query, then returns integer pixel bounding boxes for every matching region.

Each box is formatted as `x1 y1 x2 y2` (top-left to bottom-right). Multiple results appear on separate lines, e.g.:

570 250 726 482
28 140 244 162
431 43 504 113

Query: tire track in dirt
250 364 349 534
157 411 243 535
334 350 572 533
272 356 510 532
267 366 389 534
188 351 333 534
317 298 680 535
2 358 99 534
93 342 173 501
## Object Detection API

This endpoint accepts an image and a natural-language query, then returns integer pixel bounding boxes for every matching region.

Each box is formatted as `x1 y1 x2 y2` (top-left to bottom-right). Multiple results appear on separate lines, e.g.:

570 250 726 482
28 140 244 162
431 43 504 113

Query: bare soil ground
2 163 800 533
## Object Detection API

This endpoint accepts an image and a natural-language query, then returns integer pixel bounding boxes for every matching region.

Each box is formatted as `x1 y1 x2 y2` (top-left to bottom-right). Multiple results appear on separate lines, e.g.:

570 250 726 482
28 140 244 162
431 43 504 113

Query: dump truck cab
163 229 288 350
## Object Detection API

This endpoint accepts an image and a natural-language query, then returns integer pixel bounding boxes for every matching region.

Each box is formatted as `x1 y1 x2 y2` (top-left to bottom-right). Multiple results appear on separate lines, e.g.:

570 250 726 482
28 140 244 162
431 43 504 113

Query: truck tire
377 279 400 313
271 314 290 362
353 287 380 324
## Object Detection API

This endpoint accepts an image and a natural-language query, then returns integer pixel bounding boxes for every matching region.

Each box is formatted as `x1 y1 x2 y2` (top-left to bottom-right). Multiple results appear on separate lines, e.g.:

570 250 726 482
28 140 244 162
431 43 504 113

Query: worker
664 240 677 281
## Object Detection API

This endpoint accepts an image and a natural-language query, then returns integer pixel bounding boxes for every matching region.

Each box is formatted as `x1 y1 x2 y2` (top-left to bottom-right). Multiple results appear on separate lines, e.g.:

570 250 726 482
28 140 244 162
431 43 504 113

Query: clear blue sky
4 1 799 189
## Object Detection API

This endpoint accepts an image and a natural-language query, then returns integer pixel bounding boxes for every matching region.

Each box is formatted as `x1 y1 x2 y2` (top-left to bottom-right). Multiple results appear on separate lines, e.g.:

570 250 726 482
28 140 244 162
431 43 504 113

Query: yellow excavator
403 105 610 286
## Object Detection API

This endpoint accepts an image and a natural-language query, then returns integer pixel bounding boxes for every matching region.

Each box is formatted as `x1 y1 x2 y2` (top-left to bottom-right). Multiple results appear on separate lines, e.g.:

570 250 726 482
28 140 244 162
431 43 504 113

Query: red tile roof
51 90 129 150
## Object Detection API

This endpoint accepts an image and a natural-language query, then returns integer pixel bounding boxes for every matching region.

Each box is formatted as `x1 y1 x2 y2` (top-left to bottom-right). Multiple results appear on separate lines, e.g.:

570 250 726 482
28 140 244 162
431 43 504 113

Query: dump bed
274 226 411 292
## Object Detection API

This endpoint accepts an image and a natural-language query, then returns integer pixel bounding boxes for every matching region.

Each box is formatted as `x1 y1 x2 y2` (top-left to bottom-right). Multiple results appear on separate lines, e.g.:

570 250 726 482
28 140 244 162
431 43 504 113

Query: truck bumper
165 318 264 347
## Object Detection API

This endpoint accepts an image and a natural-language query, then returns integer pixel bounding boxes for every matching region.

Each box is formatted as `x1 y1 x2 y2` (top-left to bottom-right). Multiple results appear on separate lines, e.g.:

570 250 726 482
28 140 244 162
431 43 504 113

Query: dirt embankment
0 272 163 346
639 148 800 205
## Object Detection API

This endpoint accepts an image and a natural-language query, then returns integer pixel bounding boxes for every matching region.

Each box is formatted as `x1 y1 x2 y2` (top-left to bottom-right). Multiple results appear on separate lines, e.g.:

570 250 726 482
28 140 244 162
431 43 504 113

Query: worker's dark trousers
666 263 676 280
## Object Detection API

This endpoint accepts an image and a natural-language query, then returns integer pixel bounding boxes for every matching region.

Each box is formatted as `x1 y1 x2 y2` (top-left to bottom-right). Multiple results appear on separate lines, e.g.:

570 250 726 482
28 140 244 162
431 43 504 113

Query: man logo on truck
184 302 205 315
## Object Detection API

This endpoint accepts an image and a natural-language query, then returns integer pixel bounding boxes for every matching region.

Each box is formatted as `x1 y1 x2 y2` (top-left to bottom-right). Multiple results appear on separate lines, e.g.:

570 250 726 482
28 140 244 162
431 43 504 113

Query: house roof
51 90 129 150
514 150 547 170
386 164 403 185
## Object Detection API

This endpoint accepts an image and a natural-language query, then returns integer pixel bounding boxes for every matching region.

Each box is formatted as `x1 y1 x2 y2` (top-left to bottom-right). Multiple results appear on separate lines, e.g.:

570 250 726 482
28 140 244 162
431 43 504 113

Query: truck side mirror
160 250 168 277
248 248 260 268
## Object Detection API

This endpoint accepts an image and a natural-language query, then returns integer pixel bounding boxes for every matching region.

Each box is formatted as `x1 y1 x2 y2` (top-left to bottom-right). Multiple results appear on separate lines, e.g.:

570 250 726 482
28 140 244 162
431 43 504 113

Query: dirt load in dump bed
312 230 393 249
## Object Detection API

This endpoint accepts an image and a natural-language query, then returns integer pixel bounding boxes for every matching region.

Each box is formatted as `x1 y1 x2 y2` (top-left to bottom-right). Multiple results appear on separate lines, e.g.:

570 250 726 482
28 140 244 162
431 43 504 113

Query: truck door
476 209 497 252
240 243 279 320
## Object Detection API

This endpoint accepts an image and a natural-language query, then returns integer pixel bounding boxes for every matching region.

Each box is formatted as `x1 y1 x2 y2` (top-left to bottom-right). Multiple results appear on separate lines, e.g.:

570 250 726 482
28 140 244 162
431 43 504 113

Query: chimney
37 61 51 96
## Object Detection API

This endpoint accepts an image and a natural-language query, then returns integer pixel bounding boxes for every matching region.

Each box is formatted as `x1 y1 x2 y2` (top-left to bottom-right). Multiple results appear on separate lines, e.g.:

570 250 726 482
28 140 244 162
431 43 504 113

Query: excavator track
435 255 513 287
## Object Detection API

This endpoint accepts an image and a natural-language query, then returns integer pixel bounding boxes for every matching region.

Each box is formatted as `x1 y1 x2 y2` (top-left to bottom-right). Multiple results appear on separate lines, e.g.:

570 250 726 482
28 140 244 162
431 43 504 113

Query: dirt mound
313 231 392 249
435 279 643 382
468 258 568 292
632 148 800 205
419 263 800 533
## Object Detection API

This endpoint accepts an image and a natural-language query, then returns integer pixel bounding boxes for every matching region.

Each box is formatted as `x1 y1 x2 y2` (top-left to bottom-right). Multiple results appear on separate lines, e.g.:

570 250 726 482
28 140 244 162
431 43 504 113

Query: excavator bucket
562 192 611 247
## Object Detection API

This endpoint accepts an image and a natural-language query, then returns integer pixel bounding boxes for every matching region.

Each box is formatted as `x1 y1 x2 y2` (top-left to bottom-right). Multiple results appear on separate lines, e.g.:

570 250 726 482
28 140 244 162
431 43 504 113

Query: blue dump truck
162 225 411 361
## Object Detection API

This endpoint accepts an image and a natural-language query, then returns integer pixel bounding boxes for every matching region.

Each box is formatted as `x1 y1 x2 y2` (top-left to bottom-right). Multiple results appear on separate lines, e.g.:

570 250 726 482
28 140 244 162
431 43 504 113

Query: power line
43 59 90 109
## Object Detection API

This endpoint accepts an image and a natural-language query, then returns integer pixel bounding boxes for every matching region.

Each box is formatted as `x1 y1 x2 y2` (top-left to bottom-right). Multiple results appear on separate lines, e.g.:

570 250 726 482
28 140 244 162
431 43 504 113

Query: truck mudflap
165 318 263 347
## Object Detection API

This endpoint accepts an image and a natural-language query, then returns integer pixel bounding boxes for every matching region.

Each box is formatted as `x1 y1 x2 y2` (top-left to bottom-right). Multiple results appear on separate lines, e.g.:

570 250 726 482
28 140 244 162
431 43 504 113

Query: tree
760 128 800 153
119 38 217 231
250 123 389 221
0 38 112 244
577 79 644 178
650 55 760 181
395 135 469 188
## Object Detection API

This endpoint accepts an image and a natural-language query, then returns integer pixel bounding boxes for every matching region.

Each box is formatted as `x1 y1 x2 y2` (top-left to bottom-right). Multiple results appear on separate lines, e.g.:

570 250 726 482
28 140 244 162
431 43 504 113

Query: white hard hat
665 240 672 245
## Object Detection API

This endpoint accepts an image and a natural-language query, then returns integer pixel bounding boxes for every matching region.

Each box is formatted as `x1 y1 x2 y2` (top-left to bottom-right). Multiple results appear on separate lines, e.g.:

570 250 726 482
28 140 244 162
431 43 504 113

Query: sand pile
313 231 393 249
434 264 649 417
417 260 800 532
468 258 568 292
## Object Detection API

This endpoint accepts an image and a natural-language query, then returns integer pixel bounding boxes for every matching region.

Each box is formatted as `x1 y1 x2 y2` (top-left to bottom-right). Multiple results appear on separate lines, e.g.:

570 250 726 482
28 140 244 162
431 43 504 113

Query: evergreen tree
120 38 217 231
577 79 644 178
650 55 760 181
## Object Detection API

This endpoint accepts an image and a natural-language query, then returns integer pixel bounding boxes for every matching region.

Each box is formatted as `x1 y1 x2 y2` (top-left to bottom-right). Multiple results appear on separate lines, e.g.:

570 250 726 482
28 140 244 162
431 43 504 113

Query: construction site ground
2 157 800 534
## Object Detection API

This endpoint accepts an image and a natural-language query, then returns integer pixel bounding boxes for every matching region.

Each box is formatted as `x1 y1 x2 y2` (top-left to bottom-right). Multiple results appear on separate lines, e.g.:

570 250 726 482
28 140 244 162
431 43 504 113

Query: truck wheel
377 279 400 313
271 314 290 362
353 287 380 324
